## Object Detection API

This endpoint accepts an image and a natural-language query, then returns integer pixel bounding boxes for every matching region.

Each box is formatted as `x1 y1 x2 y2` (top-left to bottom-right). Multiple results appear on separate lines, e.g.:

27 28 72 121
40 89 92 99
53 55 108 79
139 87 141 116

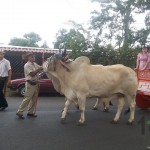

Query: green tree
8 38 29 47
40 41 49 48
53 22 89 59
9 32 42 47
90 0 150 48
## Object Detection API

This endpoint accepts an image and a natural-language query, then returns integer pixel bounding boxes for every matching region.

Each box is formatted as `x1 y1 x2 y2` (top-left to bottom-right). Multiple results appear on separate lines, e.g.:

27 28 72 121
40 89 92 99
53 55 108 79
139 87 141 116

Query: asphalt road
0 94 150 150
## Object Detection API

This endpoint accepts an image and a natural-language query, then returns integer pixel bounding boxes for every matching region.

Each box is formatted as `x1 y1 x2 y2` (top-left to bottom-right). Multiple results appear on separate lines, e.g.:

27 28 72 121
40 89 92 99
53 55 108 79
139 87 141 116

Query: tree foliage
52 1 149 67
40 41 49 48
90 0 150 48
53 21 90 59
9 32 42 47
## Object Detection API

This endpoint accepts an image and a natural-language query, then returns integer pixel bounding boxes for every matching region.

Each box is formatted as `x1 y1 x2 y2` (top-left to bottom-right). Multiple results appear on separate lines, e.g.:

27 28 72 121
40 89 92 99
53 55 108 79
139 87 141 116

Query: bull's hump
74 56 90 64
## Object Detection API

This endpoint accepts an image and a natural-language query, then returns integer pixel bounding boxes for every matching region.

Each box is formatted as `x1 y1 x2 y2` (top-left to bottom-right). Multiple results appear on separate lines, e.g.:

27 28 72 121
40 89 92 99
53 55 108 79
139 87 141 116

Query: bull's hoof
92 107 98 110
61 118 66 124
110 120 119 124
77 121 85 126
103 108 109 112
126 121 134 125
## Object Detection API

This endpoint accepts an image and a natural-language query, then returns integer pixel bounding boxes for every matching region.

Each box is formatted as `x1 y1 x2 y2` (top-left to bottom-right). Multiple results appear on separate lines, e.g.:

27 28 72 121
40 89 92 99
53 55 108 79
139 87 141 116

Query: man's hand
29 67 43 77
7 79 11 86
134 68 138 71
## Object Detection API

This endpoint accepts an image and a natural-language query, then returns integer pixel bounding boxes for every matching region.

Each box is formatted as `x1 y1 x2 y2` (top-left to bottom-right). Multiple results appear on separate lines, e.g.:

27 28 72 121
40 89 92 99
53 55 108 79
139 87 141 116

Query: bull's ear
60 61 71 72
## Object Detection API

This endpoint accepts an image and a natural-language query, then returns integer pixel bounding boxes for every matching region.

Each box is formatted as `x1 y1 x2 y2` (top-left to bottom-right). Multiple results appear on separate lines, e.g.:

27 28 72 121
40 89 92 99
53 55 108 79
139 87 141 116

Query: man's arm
29 67 43 77
7 69 12 85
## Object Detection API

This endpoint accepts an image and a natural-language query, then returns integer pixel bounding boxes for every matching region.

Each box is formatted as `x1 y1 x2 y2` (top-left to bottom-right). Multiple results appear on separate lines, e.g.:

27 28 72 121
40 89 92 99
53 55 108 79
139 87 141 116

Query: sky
0 0 98 48
0 0 145 48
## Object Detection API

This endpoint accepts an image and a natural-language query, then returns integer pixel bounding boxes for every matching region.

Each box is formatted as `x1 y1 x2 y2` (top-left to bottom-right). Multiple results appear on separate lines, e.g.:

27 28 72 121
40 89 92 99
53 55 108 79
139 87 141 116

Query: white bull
45 72 79 110
93 98 110 111
43 55 138 125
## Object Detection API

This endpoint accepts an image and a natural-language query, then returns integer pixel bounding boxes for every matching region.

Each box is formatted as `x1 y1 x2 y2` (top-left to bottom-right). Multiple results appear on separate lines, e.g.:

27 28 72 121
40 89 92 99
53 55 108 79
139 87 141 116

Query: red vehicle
8 74 58 96
136 70 150 109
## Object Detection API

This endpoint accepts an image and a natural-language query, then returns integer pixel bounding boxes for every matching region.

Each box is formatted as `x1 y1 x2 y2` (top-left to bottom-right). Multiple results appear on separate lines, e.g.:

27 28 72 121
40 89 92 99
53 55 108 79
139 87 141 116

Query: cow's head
43 49 71 74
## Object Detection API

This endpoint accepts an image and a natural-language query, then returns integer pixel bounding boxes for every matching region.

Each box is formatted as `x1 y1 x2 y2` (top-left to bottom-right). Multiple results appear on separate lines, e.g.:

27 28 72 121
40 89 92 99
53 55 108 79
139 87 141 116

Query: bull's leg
92 98 100 110
77 97 86 125
126 95 136 125
111 97 124 124
73 100 79 110
61 99 71 123
103 97 110 112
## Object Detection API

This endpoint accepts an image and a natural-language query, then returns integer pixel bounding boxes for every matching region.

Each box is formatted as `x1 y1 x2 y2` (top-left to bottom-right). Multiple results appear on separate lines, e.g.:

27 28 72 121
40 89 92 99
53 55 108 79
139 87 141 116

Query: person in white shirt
0 50 12 111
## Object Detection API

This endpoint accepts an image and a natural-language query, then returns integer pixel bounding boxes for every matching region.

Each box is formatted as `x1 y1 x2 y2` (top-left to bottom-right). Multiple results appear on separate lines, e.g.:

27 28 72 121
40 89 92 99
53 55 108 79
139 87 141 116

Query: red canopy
0 46 60 54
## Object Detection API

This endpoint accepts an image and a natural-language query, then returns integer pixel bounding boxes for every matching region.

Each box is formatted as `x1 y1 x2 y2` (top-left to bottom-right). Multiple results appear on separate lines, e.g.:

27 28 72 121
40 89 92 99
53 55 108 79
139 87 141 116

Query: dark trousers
0 77 8 108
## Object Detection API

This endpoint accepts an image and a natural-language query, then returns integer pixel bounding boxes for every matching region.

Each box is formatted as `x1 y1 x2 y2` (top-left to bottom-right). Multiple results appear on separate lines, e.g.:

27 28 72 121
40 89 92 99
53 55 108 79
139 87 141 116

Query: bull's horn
62 46 66 57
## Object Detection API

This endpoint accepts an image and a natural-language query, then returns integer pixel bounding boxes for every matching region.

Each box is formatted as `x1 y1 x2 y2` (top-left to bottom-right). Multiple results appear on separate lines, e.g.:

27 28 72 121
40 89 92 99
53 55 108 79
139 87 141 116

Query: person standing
0 50 12 111
125 47 150 114
135 47 150 70
16 52 43 119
